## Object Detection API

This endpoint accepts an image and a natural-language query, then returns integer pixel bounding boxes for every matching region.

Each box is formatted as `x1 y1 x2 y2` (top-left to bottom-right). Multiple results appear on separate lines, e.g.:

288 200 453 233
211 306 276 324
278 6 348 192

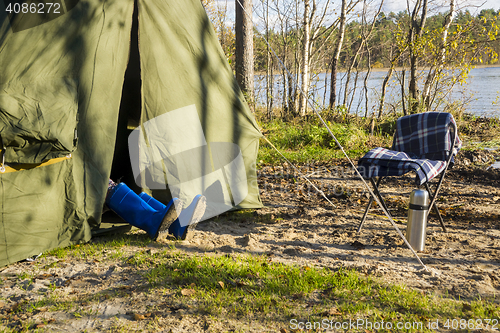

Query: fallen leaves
33 318 55 328
7 302 20 313
133 313 152 321
319 307 342 316
180 288 195 296
133 313 145 321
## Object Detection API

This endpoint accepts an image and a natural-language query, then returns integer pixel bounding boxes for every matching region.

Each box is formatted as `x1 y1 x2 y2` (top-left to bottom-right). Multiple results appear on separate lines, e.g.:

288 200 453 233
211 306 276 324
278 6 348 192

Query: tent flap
138 0 263 210
0 78 78 164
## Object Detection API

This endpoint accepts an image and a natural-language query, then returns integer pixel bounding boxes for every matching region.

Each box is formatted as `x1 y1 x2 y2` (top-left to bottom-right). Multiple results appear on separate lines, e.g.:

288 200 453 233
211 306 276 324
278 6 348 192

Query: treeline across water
203 0 500 119
252 8 500 73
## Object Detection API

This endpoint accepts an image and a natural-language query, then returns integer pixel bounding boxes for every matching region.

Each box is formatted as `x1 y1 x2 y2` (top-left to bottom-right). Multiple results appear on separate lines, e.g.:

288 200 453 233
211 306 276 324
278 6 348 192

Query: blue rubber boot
106 183 181 241
139 193 206 240
139 192 166 210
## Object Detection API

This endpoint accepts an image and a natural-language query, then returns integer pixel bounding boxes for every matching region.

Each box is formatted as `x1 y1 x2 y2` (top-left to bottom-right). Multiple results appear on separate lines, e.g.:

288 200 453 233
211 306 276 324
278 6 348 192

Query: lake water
255 66 500 117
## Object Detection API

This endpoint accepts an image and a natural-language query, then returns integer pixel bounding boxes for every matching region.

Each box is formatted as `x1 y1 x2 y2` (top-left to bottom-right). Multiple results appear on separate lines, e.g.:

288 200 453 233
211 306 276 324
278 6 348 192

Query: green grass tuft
136 252 499 330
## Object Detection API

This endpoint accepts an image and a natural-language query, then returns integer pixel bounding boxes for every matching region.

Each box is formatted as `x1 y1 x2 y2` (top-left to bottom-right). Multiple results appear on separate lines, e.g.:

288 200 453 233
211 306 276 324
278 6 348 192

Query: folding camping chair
357 112 462 233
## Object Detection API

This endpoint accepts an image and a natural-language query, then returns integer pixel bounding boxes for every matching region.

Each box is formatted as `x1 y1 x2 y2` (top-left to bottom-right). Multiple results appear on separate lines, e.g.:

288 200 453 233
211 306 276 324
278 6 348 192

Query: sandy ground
188 149 500 300
0 149 499 332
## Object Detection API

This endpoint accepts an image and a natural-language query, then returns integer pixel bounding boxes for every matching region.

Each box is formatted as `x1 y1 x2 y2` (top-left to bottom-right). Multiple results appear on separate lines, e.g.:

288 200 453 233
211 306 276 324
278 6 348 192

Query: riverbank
255 63 500 75
368 63 500 73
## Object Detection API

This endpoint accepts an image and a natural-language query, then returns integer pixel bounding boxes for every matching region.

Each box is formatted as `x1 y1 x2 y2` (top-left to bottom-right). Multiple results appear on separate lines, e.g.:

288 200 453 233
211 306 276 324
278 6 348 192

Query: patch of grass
6 243 499 332
258 115 391 164
463 139 500 150
44 246 71 259
258 120 380 163
16 272 32 281
43 233 151 261
256 109 500 164
136 252 499 330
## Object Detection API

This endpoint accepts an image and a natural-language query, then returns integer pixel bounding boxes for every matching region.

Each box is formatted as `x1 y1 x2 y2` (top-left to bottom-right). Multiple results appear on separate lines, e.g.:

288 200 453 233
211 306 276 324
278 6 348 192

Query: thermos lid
410 189 429 207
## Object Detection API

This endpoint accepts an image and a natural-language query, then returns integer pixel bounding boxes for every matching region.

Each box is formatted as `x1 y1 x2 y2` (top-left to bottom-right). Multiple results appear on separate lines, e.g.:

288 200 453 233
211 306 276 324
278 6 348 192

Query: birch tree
341 0 383 111
235 0 254 103
297 0 342 116
408 0 428 113
329 0 347 110
298 0 313 116
421 0 456 109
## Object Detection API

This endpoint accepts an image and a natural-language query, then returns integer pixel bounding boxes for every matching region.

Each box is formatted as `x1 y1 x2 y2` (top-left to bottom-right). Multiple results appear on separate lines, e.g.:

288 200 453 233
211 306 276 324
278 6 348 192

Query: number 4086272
443 319 498 330
5 2 61 14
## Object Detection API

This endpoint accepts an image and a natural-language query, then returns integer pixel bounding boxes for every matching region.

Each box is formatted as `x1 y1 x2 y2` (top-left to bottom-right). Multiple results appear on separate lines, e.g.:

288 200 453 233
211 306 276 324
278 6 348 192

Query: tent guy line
235 0 428 270
263 133 410 226
262 136 338 209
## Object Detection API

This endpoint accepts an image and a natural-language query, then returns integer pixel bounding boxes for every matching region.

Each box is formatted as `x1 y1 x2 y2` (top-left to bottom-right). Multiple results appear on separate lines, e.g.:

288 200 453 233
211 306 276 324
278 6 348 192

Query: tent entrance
110 0 141 193
101 0 141 227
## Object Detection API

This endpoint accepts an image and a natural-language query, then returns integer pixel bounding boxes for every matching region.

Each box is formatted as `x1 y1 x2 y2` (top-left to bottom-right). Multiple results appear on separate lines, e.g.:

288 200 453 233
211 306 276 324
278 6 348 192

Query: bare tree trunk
323 68 329 106
235 0 254 104
422 0 456 109
378 25 407 119
269 62 274 112
363 44 372 118
408 53 419 113
408 0 427 113
378 65 394 118
401 68 407 115
329 0 346 109
288 0 301 117
359 0 383 117
329 57 339 109
299 0 312 116
282 38 289 117
348 69 360 114
265 0 273 118
273 0 290 118
343 45 364 107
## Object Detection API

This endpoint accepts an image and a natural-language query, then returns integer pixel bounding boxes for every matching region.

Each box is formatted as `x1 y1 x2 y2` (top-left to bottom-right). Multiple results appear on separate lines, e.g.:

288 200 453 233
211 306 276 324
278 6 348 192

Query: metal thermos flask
406 189 429 251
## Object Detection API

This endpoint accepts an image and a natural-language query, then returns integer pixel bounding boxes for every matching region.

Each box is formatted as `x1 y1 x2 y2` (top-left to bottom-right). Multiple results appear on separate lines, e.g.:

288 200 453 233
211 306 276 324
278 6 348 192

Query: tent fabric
0 0 262 267
0 78 78 164
137 0 262 213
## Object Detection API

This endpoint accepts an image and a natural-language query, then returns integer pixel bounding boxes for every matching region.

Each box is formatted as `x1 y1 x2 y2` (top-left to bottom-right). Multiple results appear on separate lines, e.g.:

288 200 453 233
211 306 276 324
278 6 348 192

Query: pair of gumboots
106 182 206 241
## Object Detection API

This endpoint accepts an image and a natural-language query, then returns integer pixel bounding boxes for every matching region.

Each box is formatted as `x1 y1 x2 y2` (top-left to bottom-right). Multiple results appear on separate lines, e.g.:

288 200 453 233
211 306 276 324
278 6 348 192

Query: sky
382 0 500 14
218 0 500 26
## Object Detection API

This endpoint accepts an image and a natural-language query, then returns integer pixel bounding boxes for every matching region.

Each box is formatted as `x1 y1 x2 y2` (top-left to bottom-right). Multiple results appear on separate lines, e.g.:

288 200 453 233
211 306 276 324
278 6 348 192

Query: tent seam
0 176 7 263
82 1 107 224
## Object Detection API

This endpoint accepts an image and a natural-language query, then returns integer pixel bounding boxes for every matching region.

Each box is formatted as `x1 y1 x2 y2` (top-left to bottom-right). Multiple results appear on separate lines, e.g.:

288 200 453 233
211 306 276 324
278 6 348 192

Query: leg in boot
138 192 181 241
106 183 182 240
170 195 206 240
140 193 206 240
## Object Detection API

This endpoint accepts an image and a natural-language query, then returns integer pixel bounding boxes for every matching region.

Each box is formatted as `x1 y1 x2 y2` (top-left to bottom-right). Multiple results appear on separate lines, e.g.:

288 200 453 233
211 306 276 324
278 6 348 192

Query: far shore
255 63 500 75
369 63 500 73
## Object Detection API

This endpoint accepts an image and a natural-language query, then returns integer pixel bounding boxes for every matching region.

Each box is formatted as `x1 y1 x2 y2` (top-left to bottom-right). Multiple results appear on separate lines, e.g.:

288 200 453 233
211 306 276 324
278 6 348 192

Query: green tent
0 0 262 267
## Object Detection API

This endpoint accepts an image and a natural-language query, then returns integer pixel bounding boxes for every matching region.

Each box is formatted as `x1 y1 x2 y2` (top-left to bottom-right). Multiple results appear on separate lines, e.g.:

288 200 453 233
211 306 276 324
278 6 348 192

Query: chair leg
424 183 447 232
358 196 374 232
371 178 393 218
358 177 390 232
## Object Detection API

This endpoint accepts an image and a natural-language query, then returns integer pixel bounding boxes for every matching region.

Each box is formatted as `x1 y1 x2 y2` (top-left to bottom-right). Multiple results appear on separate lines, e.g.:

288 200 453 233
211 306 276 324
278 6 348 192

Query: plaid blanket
358 147 447 185
392 112 462 163
358 112 461 185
